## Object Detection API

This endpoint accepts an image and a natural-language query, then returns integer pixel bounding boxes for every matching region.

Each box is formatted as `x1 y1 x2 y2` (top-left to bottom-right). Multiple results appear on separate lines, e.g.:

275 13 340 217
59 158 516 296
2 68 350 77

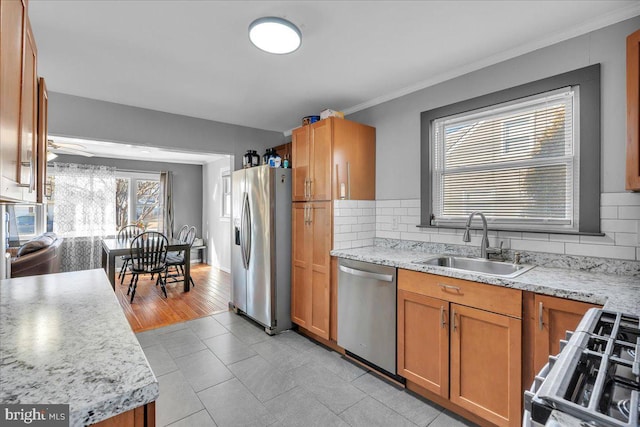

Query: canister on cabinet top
243 150 259 168
263 148 276 165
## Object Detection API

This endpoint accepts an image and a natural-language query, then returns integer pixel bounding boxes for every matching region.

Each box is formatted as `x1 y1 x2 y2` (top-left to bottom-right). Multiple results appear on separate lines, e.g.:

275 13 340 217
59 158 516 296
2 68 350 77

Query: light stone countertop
331 246 640 316
0 269 159 426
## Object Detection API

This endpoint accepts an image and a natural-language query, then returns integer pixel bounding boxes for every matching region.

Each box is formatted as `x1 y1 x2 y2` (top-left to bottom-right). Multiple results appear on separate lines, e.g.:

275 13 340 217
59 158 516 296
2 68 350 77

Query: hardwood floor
115 263 231 333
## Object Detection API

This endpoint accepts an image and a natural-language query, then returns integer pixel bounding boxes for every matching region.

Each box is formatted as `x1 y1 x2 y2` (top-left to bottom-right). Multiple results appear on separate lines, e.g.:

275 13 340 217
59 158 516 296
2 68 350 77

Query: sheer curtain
160 171 175 239
52 162 116 272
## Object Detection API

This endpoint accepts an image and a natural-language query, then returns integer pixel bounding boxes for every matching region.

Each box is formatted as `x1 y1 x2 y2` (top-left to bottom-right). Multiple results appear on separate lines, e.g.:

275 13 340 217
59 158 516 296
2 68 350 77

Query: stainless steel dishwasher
337 258 398 378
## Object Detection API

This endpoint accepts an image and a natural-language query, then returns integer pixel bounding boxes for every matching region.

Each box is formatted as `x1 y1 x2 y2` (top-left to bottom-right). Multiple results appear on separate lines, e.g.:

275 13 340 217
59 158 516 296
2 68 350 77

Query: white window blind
431 87 579 232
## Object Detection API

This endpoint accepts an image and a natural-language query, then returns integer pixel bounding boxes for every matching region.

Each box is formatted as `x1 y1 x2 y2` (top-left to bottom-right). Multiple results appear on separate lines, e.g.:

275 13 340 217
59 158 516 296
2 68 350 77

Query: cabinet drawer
398 269 522 318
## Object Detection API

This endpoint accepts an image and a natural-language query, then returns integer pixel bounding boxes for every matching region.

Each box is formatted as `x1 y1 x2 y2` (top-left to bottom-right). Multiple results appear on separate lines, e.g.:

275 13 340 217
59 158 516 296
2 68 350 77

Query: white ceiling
30 0 640 137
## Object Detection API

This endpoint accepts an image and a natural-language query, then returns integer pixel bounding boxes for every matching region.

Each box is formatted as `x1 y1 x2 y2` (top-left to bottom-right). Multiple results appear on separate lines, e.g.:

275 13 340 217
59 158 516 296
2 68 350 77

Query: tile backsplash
333 200 376 250
334 192 640 263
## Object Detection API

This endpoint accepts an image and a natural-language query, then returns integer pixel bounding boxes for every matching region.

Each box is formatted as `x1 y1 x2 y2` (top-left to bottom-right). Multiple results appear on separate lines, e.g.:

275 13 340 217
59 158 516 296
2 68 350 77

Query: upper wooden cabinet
0 0 46 203
292 118 375 202
331 118 376 200
292 120 332 201
0 0 28 202
627 28 640 191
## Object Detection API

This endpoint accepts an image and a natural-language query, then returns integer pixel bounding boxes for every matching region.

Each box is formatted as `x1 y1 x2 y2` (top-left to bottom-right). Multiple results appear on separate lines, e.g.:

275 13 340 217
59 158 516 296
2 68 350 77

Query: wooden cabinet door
292 126 309 202
0 0 27 202
309 120 332 201
36 77 48 203
397 289 449 397
627 28 640 191
332 118 376 200
291 201 331 339
291 203 310 327
307 201 331 339
533 295 598 372
19 19 37 202
450 304 521 427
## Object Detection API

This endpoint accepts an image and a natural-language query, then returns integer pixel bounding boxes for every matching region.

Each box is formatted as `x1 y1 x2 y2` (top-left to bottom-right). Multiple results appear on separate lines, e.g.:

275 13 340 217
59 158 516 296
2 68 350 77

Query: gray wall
348 15 640 199
203 157 233 272
53 154 203 236
48 93 285 171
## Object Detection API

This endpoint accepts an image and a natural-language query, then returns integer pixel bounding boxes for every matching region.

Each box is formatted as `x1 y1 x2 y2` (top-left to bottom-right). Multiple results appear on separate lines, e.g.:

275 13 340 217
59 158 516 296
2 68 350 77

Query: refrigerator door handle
240 193 251 269
240 192 247 269
243 192 252 268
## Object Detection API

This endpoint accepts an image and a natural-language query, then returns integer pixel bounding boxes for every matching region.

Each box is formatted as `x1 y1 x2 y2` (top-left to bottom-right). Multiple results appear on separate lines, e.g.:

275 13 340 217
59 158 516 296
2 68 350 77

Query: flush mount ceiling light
249 17 301 54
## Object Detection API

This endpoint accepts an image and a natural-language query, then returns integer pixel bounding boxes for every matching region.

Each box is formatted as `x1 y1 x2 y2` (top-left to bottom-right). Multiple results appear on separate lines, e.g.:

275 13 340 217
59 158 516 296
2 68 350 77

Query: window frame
116 171 161 231
221 169 231 219
431 87 579 232
420 64 601 234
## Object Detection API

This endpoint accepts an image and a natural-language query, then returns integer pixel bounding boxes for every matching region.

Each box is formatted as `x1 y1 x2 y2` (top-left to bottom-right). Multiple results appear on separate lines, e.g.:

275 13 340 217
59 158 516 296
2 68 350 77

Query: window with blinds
431 87 580 232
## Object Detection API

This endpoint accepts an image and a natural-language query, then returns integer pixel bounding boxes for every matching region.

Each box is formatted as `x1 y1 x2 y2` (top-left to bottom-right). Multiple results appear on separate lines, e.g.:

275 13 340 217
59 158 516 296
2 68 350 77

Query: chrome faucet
463 211 502 259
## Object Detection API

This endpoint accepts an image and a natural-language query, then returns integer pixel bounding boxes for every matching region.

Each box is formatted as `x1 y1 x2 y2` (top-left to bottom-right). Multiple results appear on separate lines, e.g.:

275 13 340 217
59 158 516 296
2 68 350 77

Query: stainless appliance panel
273 169 292 332
230 169 247 312
230 166 292 334
245 166 273 327
337 258 397 374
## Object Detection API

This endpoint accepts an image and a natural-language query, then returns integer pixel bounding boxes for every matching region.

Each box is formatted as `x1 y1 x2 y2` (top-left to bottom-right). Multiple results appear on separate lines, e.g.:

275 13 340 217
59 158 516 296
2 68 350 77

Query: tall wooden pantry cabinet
291 117 375 341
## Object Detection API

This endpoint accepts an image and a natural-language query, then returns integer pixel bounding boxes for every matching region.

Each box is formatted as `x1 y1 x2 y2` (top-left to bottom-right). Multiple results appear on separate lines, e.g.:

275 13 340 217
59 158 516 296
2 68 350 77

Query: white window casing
431 87 580 232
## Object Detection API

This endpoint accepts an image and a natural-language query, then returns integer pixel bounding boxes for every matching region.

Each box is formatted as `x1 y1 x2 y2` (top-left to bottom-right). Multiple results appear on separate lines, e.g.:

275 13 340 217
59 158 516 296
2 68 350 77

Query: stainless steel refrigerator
230 165 292 334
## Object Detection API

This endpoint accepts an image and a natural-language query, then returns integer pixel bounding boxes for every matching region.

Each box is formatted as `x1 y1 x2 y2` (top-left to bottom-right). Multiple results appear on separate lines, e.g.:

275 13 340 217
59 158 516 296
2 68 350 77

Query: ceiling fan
47 139 94 158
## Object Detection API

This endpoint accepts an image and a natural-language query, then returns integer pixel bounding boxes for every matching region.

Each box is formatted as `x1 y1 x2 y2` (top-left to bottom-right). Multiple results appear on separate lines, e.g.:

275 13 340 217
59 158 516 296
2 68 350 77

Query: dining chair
117 224 144 284
164 226 197 288
167 225 189 258
127 231 169 303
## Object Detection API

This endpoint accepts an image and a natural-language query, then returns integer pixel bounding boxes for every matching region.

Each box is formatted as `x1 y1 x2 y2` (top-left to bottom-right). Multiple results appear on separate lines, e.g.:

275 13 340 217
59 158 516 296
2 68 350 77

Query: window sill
416 223 605 237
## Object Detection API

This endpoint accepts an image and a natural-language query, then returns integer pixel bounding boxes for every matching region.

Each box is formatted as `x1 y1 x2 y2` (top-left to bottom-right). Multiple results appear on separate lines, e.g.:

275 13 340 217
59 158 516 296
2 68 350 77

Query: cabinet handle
347 161 351 200
303 178 308 199
17 161 33 189
308 178 313 199
304 204 312 225
338 265 393 282
308 204 312 224
538 302 544 331
440 306 446 329
439 283 461 293
452 309 458 332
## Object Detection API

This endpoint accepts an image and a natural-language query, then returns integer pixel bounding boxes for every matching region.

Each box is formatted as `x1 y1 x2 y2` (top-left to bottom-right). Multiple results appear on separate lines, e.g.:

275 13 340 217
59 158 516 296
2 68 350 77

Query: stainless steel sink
413 255 535 278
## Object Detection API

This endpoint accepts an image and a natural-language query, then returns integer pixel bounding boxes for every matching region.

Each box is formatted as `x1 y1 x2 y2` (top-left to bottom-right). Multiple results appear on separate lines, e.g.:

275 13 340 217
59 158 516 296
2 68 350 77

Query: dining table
101 237 192 292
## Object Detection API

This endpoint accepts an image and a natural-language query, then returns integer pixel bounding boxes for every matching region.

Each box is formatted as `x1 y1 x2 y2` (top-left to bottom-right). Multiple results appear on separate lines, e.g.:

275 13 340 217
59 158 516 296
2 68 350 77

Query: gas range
524 308 639 427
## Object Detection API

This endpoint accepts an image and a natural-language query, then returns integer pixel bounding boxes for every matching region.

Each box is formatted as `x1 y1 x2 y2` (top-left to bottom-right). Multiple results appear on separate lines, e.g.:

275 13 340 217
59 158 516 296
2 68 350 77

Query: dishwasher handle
339 265 393 282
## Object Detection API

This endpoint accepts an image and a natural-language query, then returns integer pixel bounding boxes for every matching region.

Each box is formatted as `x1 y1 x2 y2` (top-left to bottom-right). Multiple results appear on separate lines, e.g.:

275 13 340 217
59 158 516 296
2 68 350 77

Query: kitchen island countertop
331 246 640 315
0 269 158 426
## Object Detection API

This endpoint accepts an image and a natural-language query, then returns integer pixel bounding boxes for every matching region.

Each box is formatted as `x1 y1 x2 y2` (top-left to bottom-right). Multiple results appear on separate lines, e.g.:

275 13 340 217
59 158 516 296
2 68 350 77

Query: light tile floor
136 311 479 427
